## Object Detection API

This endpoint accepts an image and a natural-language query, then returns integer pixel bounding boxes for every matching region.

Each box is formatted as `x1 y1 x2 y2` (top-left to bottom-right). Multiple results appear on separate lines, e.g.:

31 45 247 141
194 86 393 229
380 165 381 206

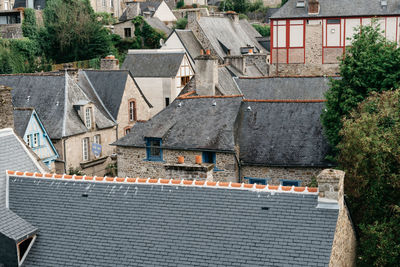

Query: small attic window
381 0 388 7
17 235 36 266
85 107 92 129
296 0 305 8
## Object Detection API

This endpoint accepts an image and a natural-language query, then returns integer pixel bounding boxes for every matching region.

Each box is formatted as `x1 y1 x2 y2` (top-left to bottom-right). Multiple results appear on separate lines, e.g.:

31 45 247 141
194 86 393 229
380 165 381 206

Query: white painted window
26 134 32 147
129 100 136 121
110 0 114 8
85 107 92 129
33 133 39 147
82 137 89 161
102 0 106 7
93 134 101 144
4 1 9 10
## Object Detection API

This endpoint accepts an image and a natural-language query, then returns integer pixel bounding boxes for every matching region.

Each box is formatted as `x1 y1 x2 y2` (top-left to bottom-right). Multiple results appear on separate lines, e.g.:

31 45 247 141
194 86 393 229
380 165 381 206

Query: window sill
80 156 108 169
143 158 165 162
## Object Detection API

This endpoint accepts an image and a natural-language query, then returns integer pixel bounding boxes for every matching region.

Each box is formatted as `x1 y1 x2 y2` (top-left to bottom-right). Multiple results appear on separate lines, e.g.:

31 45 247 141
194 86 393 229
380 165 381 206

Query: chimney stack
0 85 14 129
225 11 239 23
308 0 320 15
101 55 119 70
317 169 345 209
195 49 218 96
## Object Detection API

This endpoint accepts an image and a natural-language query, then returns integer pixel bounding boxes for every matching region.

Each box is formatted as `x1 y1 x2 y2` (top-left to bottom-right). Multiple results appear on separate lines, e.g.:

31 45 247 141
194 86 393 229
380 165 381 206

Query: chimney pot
200 49 204 55
206 49 211 55
100 56 119 70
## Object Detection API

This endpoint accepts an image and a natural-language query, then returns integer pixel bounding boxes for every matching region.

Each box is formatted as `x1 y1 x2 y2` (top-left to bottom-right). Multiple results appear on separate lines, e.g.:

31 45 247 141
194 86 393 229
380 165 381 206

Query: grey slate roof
234 76 335 100
217 67 242 95
140 0 163 14
238 101 332 167
13 108 33 138
175 29 204 63
122 51 185 77
0 129 43 208
0 74 115 139
145 17 172 35
0 208 37 243
8 175 339 266
113 97 243 152
272 0 400 19
197 17 266 59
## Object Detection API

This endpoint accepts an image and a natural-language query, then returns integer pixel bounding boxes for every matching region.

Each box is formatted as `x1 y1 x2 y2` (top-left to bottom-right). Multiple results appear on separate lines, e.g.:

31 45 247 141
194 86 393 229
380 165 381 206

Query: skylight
296 0 305 8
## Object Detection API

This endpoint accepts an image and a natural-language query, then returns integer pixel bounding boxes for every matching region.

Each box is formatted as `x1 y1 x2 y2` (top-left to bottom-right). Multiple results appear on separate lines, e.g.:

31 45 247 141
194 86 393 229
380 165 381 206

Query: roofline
31 110 60 158
173 29 203 65
238 75 340 79
240 162 335 168
0 72 64 77
6 170 319 195
127 70 154 108
111 143 236 153
270 14 400 20
243 99 327 103
176 94 244 100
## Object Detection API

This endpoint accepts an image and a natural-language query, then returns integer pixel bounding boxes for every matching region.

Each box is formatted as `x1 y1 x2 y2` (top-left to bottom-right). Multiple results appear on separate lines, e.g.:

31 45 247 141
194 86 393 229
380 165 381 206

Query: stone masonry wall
269 20 340 76
117 147 238 182
241 165 322 185
0 85 14 129
0 24 23 39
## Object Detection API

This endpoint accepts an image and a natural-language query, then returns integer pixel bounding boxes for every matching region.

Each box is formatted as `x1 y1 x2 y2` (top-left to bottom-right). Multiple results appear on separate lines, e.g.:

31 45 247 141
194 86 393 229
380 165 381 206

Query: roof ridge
0 72 64 77
6 170 318 195
238 75 340 79
177 94 244 100
244 99 327 103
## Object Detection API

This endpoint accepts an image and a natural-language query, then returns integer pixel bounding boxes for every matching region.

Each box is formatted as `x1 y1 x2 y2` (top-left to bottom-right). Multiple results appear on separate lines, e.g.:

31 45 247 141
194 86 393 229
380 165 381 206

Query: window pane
327 19 340 24
281 180 300 187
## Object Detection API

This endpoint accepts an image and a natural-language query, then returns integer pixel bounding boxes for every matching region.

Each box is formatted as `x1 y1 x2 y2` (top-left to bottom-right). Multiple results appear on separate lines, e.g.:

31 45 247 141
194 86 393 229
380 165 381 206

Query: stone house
122 49 194 116
13 0 45 9
113 16 171 39
0 9 22 38
78 68 153 138
270 0 400 76
2 168 356 266
186 11 269 76
13 107 59 171
89 0 125 18
182 0 207 6
0 0 14 10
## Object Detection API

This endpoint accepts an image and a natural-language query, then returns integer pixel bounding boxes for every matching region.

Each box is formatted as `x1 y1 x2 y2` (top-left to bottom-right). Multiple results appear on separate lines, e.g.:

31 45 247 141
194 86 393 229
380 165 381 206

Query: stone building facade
117 147 238 182
0 85 14 129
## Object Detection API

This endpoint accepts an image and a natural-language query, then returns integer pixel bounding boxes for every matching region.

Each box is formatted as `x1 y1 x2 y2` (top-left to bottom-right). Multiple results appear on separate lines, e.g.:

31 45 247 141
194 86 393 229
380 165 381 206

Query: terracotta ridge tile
7 171 319 195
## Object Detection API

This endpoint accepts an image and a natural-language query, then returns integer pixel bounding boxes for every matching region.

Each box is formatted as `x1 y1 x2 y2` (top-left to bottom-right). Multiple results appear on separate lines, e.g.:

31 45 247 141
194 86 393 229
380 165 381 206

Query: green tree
280 0 288 6
176 0 184 8
22 8 38 39
175 18 188 29
132 16 166 49
219 0 234 11
338 90 400 266
321 23 400 155
233 0 248 13
252 24 270 37
40 0 112 63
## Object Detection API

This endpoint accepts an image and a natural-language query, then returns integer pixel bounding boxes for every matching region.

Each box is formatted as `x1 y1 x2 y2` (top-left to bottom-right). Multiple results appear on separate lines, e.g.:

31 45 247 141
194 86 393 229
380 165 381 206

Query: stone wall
113 20 134 39
0 85 14 129
173 8 209 20
241 165 322 185
269 19 340 76
243 54 268 76
0 24 22 39
117 147 238 182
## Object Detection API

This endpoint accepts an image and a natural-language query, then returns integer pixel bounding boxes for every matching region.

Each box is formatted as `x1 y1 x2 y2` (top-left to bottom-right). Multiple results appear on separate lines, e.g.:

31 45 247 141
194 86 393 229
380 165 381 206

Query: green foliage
307 176 318 187
248 0 268 12
105 162 117 177
175 18 188 29
238 13 248 20
233 0 248 13
280 0 288 6
252 24 270 37
176 0 184 8
40 0 113 63
321 22 400 156
68 167 84 176
338 90 400 266
219 0 234 11
95 12 117 25
219 0 267 14
192 3 198 8
132 16 166 49
22 8 38 39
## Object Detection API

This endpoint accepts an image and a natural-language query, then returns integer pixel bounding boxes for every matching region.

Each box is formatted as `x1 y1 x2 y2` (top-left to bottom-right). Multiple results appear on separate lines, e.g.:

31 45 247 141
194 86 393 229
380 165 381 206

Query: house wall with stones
116 75 152 138
117 146 238 182
113 20 134 39
0 85 14 129
241 165 323 185
0 23 22 38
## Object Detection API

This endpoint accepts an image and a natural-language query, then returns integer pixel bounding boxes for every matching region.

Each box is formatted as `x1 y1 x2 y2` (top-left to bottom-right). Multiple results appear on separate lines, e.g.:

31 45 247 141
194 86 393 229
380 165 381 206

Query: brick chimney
317 169 345 209
195 50 218 96
0 85 14 129
308 0 320 15
101 55 119 70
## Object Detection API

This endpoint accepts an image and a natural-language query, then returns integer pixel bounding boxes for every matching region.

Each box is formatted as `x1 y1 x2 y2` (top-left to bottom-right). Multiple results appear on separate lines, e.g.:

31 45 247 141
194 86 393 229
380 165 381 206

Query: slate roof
139 0 163 14
174 29 203 63
272 0 400 19
13 108 33 138
0 73 115 139
7 173 339 266
0 208 37 243
122 51 185 77
197 16 266 59
234 76 336 100
146 17 172 35
0 128 44 208
238 101 332 167
217 67 242 95
113 96 243 152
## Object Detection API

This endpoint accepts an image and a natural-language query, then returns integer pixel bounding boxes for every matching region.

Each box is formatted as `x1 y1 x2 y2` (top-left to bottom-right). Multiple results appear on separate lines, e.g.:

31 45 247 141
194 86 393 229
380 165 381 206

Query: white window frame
82 137 89 161
33 133 39 147
17 235 37 266
26 134 32 147
129 100 136 122
102 0 106 7
93 134 101 144
85 107 92 129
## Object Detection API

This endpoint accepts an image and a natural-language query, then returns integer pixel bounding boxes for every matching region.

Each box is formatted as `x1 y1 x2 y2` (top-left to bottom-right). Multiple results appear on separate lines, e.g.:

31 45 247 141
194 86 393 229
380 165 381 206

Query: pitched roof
7 172 338 266
0 208 37 243
238 100 332 167
272 0 400 19
0 128 44 208
113 96 243 152
234 76 336 100
174 29 203 63
197 17 266 59
122 50 185 77
217 67 242 95
13 108 33 138
0 73 115 139
145 17 172 35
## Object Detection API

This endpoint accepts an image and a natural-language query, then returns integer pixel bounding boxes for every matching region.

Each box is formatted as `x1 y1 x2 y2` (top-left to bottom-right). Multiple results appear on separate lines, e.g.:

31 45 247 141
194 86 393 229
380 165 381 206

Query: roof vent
246 106 252 111
296 0 305 8
381 0 388 7
212 101 217 106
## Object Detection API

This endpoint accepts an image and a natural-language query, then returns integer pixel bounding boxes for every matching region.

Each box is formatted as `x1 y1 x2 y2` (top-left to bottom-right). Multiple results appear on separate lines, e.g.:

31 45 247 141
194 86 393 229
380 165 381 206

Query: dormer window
85 107 92 128
296 0 305 8
17 235 36 265
145 138 163 161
